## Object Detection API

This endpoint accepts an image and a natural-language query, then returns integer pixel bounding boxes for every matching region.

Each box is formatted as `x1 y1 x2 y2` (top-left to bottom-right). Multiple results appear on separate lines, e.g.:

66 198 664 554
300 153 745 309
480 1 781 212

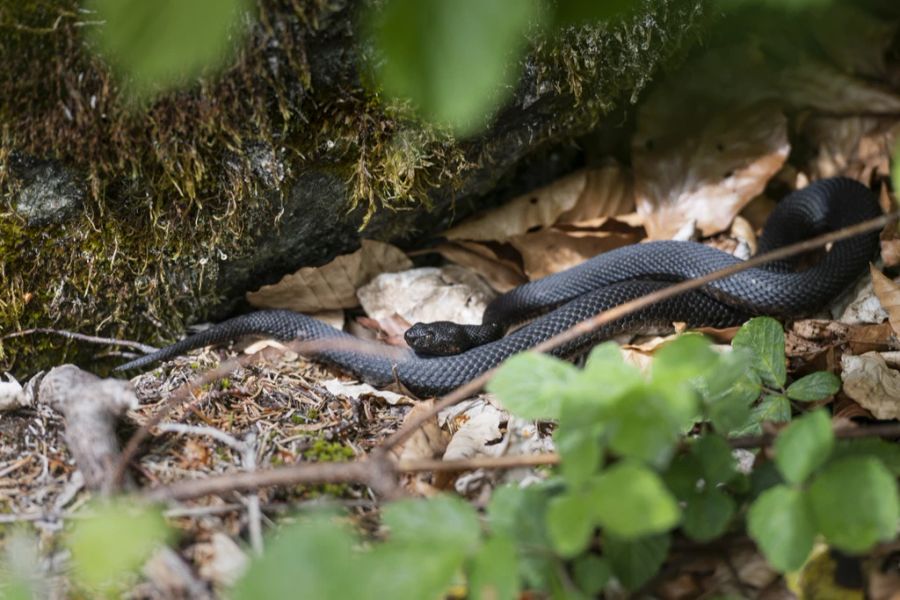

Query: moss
302 438 355 462
0 0 709 373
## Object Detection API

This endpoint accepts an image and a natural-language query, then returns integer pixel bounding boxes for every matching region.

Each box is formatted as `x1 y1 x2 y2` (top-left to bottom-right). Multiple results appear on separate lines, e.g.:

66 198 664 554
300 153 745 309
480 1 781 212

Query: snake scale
117 177 881 397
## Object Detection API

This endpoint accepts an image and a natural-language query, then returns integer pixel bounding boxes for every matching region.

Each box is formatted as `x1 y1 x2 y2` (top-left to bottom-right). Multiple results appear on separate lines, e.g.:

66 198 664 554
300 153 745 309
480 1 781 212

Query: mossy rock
0 0 708 374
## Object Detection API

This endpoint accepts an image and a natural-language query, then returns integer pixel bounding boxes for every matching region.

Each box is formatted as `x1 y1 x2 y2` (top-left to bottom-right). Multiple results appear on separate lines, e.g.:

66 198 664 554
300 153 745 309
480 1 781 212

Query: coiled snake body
117 178 881 397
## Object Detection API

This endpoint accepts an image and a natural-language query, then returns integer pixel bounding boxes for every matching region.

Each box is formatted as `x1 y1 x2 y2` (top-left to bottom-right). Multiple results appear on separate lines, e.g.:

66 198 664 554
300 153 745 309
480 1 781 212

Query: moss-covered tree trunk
0 0 708 374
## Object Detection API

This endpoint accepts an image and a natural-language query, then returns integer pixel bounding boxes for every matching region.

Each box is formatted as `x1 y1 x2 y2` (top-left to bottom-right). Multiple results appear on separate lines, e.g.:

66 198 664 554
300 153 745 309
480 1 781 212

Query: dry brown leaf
357 266 495 325
391 400 450 463
633 100 789 240
444 165 634 242
246 240 412 312
841 352 900 420
508 228 639 280
870 265 900 335
433 241 526 292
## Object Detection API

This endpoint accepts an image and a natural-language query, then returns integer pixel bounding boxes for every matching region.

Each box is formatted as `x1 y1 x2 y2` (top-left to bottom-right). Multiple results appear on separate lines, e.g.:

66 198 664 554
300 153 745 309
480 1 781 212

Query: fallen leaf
508 228 639 280
432 241 527 292
356 266 495 326
871 266 900 336
633 99 790 240
444 164 634 241
841 352 900 420
442 400 506 461
392 400 450 463
320 378 410 406
194 533 249 588
246 240 412 312
836 274 889 325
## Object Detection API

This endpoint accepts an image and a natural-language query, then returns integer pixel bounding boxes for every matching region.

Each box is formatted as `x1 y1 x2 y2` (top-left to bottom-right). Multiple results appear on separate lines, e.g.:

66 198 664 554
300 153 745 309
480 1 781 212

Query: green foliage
747 486 816 572
33 321 896 598
807 456 900 553
732 317 786 387
87 0 249 98
68 501 171 592
368 0 545 136
773 410 834 484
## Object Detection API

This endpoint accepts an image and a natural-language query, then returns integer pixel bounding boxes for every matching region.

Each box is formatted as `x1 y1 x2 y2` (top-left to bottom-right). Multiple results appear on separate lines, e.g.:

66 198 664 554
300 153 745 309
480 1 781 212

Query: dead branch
34 365 138 491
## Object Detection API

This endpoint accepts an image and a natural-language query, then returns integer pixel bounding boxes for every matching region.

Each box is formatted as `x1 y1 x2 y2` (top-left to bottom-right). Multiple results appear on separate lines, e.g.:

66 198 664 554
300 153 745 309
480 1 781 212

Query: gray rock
11 158 84 227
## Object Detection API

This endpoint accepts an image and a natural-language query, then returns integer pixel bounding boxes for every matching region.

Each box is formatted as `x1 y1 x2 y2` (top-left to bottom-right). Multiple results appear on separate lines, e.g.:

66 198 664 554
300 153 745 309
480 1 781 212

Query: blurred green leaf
87 0 248 98
369 0 545 136
234 514 366 600
546 491 596 557
552 0 634 26
663 453 703 499
468 534 520 600
556 422 603 488
682 487 735 542
487 352 578 419
692 433 737 485
697 350 760 433
578 342 645 401
786 372 841 401
808 456 900 553
604 533 670 590
68 500 171 591
732 317 786 387
774 409 834 484
383 495 480 552
607 389 682 466
832 438 900 476
747 485 816 572
651 334 718 385
572 555 611 595
370 543 470 600
487 485 555 590
590 462 681 539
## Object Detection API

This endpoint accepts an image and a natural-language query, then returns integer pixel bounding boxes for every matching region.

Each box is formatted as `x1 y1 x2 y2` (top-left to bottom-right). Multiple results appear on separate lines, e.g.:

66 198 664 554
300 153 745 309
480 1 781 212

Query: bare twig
140 420 900 502
383 210 899 451
1 328 157 353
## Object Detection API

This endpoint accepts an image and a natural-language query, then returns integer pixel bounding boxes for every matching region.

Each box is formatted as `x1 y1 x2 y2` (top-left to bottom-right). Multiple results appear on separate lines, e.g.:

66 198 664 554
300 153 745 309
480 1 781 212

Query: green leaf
663 453 703 500
747 485 816 572
607 389 681 467
383 495 480 553
234 514 366 600
808 456 900 553
692 434 737 485
572 555 611 595
546 492 596 557
773 409 834 484
731 394 791 437
832 438 900 476
370 543 468 600
579 342 644 401
468 534 519 600
369 0 545 135
732 317 786 387
682 488 735 542
699 350 760 433
651 334 718 385
487 486 555 590
604 533 670 590
69 500 171 590
556 425 603 488
87 0 248 98
552 0 634 26
487 352 578 419
786 372 841 401
590 462 681 539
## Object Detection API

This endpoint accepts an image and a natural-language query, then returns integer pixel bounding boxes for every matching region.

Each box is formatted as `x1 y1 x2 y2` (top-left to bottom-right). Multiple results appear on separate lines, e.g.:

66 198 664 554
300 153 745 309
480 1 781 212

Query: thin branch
1 328 158 353
382 210 899 451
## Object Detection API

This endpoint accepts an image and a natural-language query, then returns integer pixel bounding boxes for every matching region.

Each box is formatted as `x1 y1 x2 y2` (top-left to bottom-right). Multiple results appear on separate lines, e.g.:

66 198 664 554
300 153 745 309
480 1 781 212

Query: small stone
13 160 84 227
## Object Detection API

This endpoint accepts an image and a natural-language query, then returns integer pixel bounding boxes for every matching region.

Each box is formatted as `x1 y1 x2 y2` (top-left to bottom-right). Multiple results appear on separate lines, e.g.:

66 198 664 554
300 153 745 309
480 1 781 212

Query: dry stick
144 421 900 501
382 210 900 452
1 328 158 353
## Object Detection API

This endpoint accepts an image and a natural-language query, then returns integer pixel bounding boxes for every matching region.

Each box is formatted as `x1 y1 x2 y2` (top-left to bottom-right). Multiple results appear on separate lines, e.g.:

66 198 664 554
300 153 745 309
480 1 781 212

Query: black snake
117 177 881 397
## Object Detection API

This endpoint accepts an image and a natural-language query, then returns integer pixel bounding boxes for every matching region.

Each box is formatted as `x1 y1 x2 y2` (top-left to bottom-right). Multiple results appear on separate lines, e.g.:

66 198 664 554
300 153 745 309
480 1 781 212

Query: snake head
405 321 470 356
